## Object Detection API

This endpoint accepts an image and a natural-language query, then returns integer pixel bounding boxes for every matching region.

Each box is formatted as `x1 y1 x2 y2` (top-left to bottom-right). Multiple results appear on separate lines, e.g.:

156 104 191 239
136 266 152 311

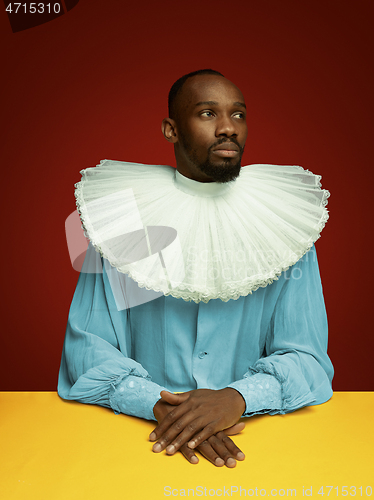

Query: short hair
168 69 224 119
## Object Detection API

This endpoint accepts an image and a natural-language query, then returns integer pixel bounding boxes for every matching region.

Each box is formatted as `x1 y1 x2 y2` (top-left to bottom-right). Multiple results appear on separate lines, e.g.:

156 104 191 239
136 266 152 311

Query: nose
215 114 238 137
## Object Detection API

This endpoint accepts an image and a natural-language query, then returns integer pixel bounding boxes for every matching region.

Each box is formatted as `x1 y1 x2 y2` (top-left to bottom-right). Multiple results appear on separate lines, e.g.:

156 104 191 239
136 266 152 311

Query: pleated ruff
75 160 329 303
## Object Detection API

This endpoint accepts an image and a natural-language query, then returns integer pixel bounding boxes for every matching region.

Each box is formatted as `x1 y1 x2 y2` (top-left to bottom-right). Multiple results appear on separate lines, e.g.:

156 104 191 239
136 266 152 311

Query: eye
233 112 246 120
200 110 215 118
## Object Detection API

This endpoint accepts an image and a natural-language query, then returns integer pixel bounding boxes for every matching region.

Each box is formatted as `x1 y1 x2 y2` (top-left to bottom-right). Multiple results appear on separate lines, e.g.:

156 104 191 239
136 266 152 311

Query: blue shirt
58 242 334 421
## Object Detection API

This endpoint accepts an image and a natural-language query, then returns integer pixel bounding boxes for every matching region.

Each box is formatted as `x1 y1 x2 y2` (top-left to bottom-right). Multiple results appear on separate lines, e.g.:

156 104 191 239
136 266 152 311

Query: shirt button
198 351 208 359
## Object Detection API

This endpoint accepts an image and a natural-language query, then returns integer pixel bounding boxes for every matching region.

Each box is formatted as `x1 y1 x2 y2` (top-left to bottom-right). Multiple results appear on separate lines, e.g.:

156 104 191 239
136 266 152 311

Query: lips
212 142 240 158
213 143 240 152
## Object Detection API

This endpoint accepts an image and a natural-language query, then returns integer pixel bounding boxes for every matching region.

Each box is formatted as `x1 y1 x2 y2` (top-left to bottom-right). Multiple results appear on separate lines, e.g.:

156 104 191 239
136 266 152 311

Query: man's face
173 74 248 183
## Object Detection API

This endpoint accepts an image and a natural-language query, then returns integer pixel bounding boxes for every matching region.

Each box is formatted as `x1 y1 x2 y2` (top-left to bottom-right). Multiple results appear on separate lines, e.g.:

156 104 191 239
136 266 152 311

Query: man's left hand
149 388 246 455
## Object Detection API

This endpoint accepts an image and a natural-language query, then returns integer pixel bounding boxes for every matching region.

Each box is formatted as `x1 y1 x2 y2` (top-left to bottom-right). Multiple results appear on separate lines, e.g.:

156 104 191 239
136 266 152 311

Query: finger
165 417 212 455
206 434 239 468
187 421 245 450
223 422 246 436
160 391 190 405
152 414 199 453
179 443 199 465
215 431 245 461
149 404 189 443
195 439 226 467
187 422 220 450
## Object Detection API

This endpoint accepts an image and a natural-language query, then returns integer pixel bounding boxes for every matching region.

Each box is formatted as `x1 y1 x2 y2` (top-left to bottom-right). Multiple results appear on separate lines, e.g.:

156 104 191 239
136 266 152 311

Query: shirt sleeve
228 244 334 416
57 243 166 421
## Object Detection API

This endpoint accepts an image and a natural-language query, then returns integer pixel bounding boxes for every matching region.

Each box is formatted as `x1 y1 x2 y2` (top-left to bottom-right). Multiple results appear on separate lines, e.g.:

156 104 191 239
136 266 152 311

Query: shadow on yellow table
1 392 373 499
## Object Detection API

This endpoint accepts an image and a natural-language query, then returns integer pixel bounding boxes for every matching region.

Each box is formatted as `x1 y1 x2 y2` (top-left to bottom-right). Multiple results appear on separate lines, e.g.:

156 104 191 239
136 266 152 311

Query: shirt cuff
109 374 166 421
228 372 282 416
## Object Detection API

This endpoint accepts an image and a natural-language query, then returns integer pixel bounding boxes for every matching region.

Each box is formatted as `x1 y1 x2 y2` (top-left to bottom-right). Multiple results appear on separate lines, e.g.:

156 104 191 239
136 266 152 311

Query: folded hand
151 388 246 467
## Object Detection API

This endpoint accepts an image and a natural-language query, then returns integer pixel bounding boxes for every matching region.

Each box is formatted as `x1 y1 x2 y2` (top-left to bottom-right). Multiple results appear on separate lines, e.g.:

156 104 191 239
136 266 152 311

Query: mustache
209 138 245 154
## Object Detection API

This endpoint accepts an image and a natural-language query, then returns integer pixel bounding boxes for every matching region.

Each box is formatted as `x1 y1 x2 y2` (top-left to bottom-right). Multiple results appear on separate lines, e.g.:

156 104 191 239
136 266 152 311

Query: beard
181 137 244 183
195 156 242 183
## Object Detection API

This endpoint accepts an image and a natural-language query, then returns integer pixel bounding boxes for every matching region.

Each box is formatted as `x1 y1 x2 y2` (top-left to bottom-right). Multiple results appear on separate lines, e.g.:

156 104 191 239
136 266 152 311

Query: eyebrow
195 100 247 109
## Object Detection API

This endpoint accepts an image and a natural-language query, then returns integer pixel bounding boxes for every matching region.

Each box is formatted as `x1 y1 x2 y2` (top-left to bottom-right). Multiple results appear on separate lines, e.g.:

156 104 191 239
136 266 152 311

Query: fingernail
215 457 225 467
153 443 162 452
226 458 236 468
191 455 199 464
149 432 156 441
237 451 245 460
166 445 175 454
188 440 195 449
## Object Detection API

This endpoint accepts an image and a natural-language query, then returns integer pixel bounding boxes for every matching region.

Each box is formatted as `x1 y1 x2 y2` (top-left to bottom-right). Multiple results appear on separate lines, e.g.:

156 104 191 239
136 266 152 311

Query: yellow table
1 392 373 499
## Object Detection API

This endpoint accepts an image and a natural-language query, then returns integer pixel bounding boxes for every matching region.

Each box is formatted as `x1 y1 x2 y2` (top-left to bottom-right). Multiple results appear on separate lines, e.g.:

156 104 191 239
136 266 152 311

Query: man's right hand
152 398 245 467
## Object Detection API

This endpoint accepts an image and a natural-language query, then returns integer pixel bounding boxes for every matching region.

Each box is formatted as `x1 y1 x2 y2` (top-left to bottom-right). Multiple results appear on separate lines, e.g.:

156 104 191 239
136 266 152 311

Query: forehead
177 75 245 113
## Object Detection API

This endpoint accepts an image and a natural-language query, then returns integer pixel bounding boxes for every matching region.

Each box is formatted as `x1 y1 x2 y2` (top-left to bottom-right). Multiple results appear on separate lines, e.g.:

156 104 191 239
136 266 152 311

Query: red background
1 1 373 391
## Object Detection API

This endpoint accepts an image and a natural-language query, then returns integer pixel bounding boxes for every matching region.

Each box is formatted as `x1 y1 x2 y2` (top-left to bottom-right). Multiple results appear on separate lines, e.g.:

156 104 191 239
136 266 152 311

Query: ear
161 117 178 143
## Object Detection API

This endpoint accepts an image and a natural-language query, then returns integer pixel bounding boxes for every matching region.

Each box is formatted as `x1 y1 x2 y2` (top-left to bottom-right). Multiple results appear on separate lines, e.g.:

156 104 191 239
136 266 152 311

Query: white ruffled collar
75 160 329 303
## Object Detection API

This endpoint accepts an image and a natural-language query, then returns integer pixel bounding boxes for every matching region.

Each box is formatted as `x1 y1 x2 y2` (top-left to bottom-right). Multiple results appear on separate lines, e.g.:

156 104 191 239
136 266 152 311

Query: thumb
160 390 190 405
223 422 246 436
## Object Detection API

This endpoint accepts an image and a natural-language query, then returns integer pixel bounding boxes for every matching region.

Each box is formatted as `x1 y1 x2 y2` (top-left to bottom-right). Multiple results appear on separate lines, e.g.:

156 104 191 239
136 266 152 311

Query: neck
174 169 235 197
176 166 216 183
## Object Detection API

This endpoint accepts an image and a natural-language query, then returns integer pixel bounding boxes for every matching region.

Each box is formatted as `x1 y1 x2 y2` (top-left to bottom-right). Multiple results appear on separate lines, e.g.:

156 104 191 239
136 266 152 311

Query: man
58 69 333 468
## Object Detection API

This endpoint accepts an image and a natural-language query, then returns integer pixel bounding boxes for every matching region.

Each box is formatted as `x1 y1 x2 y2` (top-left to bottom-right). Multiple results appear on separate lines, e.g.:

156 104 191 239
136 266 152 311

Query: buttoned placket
192 301 213 388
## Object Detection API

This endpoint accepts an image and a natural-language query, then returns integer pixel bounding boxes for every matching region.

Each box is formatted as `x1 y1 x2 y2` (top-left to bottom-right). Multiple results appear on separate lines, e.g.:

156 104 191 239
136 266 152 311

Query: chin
198 160 242 183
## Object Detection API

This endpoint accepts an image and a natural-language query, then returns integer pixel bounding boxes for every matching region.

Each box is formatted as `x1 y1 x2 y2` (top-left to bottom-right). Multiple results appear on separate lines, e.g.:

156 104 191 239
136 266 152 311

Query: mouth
212 143 240 158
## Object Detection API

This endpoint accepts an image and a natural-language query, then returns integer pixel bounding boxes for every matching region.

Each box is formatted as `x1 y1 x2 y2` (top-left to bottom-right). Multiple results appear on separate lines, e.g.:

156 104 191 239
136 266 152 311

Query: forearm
232 245 334 415
58 243 167 420
229 347 333 417
58 327 167 420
